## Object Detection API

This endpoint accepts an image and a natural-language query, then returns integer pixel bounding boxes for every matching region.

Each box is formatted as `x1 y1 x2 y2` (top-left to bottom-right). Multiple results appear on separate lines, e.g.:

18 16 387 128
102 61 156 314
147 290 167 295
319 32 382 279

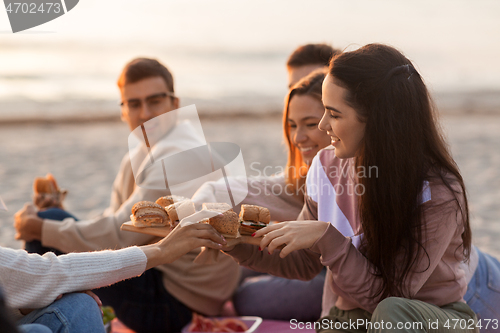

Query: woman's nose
293 127 308 144
318 113 330 131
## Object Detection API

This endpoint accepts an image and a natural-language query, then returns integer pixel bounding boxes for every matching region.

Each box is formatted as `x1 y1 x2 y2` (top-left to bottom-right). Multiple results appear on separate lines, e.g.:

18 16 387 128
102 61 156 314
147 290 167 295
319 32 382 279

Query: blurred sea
0 0 499 121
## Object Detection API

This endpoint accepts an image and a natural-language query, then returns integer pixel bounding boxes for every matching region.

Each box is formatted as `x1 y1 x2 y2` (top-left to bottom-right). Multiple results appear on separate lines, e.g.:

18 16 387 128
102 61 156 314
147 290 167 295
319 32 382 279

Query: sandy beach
1 114 499 258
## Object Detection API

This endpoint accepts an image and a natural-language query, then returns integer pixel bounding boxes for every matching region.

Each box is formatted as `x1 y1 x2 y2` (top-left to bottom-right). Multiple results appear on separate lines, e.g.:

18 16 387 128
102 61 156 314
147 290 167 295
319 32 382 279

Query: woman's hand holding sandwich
141 222 227 270
254 221 329 258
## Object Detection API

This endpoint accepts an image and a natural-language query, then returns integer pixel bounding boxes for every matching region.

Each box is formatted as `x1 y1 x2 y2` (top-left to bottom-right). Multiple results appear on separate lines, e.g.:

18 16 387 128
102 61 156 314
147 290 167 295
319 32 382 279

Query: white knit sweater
0 245 147 321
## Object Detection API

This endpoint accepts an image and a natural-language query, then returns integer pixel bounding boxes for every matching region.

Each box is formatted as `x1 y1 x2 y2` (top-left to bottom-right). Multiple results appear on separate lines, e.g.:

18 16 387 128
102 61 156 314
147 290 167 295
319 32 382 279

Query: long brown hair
283 68 327 197
328 44 471 300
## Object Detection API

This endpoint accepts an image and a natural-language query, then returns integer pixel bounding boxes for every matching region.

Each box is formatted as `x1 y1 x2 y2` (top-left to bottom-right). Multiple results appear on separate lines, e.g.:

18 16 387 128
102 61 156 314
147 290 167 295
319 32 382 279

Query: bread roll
208 210 239 237
34 177 56 194
131 201 169 227
155 195 188 208
165 200 196 227
240 205 270 224
33 174 67 210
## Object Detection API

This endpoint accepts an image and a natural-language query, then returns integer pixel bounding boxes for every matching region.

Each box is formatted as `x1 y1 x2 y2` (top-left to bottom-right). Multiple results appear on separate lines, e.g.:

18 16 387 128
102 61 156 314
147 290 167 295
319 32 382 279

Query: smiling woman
223 44 484 333
284 68 331 196
287 86 330 165
319 77 366 159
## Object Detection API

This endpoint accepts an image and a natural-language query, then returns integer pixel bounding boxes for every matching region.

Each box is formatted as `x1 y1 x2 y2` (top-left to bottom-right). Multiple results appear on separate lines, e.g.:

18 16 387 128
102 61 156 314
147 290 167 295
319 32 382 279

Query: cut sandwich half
204 210 240 238
131 201 170 227
165 200 196 227
239 204 270 235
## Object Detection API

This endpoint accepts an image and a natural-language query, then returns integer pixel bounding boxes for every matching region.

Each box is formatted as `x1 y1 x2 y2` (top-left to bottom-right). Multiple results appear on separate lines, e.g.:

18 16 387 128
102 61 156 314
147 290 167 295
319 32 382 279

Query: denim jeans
16 293 105 333
465 246 500 333
25 208 78 256
94 268 192 333
18 324 52 333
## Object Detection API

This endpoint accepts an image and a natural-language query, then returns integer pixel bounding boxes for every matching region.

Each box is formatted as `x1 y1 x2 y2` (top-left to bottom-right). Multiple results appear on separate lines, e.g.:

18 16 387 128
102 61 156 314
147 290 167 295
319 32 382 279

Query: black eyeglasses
120 92 176 114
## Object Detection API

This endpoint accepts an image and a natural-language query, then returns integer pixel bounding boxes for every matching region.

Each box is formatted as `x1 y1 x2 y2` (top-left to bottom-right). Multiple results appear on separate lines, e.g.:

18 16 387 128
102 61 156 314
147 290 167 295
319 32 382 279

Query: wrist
31 216 43 240
221 244 236 252
141 244 165 270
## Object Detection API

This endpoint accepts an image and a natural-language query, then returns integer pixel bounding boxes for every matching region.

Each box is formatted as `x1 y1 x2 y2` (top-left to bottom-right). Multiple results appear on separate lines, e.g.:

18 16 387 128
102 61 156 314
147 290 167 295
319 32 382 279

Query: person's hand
54 290 102 308
142 221 227 270
80 290 102 309
254 221 329 258
14 203 43 242
220 242 236 252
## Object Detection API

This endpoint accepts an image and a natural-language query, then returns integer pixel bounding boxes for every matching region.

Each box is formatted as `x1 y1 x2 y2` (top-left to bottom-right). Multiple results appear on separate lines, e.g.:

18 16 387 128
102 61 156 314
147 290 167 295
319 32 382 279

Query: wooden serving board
120 221 263 246
121 221 171 237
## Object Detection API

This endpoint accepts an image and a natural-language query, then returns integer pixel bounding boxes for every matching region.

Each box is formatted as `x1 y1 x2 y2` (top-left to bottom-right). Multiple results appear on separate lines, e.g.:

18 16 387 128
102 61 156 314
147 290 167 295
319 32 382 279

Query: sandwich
131 201 169 227
34 176 57 194
204 210 240 237
238 204 270 235
165 200 196 227
155 195 188 208
33 173 67 209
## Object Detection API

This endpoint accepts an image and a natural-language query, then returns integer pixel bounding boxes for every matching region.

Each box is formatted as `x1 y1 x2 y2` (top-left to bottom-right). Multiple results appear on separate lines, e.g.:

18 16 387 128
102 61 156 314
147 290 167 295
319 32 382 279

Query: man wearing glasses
14 58 240 333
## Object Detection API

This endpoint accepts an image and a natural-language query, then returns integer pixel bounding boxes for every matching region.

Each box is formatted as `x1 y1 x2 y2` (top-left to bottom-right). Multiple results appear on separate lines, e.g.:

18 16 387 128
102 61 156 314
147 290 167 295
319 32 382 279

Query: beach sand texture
1 115 499 258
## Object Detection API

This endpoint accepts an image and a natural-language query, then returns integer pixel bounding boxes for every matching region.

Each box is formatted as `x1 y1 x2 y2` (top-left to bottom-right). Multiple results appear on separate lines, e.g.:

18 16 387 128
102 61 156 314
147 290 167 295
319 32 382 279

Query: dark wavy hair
328 43 471 300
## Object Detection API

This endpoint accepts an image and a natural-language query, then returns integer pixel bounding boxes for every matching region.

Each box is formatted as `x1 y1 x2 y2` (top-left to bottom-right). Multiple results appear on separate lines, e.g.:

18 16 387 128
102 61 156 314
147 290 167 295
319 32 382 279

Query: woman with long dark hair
224 44 482 331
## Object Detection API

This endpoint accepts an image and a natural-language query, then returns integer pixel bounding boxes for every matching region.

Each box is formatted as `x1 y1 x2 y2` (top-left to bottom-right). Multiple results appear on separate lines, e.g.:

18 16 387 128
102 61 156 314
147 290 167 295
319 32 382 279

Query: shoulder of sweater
148 121 205 155
168 120 205 144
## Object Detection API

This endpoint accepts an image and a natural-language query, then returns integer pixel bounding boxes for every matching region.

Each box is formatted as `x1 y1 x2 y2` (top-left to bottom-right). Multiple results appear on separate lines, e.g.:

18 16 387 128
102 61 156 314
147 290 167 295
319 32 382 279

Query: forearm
42 213 155 253
1 246 146 310
225 243 323 280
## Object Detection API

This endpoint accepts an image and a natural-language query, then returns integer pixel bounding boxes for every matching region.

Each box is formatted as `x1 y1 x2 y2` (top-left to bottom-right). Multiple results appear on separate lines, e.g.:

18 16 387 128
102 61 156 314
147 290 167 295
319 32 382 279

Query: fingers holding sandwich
255 223 288 255
144 222 227 269
168 221 227 249
257 221 330 258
